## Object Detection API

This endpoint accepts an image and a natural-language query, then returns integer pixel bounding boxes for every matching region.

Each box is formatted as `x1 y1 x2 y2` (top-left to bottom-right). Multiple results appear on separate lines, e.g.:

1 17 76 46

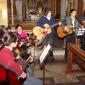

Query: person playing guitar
61 9 80 60
57 24 73 38
35 8 61 61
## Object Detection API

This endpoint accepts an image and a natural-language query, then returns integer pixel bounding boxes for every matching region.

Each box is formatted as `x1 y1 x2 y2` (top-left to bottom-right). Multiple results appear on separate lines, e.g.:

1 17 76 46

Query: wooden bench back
67 43 85 72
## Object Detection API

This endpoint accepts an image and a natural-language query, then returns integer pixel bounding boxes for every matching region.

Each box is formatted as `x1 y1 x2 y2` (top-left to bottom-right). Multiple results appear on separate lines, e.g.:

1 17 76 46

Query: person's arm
5 53 27 77
9 61 27 78
51 17 56 25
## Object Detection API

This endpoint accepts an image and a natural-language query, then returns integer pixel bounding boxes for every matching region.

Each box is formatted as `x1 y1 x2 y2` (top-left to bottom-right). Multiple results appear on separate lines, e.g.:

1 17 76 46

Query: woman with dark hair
0 32 26 77
0 32 42 85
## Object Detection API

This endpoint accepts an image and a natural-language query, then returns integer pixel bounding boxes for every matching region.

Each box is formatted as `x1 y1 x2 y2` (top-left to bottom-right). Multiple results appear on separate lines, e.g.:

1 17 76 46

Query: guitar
57 25 73 38
81 21 85 27
33 23 59 40
13 47 33 72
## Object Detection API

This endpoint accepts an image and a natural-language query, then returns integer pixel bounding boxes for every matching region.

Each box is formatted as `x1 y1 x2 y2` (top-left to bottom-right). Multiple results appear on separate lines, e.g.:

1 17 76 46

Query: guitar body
16 57 27 71
81 21 85 27
14 47 33 71
33 24 51 40
57 26 66 38
33 26 45 40
57 25 73 38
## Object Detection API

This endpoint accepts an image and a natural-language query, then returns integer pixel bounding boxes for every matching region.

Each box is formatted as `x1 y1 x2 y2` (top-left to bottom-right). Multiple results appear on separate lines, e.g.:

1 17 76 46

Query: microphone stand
74 27 78 45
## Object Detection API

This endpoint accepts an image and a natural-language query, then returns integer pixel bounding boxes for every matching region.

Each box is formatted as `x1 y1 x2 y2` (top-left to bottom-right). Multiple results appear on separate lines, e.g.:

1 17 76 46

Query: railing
67 43 85 72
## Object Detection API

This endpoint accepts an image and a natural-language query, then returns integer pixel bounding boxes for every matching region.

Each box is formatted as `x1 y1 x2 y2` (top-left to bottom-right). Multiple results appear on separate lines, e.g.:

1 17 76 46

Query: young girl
0 32 26 78
15 24 27 41
0 31 42 85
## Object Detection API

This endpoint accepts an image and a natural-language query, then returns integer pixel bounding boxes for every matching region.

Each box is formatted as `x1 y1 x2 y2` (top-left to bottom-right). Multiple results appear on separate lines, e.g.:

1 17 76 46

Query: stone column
15 0 22 21
73 0 78 11
60 0 68 19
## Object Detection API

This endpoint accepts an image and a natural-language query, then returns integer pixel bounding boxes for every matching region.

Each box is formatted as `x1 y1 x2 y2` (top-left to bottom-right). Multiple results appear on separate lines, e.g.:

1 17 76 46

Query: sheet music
40 44 51 64
77 27 85 36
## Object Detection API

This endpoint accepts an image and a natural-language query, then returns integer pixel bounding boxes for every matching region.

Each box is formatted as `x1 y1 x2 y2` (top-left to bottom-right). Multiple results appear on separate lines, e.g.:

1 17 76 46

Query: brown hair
43 8 52 16
2 32 18 46
70 9 76 13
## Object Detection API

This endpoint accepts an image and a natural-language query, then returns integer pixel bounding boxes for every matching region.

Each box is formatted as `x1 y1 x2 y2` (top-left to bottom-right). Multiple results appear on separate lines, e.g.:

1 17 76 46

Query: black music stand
39 44 51 85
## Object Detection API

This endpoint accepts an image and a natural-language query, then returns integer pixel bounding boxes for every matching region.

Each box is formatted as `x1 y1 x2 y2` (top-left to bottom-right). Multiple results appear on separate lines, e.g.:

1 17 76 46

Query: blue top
36 16 56 35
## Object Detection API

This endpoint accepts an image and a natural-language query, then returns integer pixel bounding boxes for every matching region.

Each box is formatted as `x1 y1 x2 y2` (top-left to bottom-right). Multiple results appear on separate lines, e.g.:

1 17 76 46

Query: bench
67 43 85 72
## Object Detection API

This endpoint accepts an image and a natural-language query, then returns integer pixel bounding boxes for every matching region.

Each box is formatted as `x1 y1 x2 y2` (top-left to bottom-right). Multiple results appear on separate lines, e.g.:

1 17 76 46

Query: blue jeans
23 76 43 85
26 63 34 76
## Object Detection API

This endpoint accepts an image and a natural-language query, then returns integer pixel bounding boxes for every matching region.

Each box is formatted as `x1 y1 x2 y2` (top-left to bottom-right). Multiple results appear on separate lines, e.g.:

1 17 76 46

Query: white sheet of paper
40 44 51 64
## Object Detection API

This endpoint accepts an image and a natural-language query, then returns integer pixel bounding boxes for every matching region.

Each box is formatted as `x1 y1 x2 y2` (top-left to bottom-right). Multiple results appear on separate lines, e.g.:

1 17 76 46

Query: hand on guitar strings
58 21 62 25
64 25 73 34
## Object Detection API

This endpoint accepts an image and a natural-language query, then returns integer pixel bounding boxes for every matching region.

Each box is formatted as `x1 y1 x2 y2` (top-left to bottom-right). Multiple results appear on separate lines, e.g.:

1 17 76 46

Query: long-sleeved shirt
0 47 23 76
37 16 56 34
16 30 27 41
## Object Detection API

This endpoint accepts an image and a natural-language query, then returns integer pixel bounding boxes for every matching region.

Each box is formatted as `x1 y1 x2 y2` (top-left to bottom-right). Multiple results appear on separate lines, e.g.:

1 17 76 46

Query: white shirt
71 17 75 28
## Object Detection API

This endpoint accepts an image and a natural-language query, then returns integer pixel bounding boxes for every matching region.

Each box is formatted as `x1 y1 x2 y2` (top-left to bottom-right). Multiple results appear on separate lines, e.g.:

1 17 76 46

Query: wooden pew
67 43 85 73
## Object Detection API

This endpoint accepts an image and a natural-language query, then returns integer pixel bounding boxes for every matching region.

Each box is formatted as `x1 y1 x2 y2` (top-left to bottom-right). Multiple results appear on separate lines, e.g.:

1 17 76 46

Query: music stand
39 44 51 85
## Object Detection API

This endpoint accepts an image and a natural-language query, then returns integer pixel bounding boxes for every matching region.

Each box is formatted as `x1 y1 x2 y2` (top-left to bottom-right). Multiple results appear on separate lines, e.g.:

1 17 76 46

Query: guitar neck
51 23 59 28
22 57 30 71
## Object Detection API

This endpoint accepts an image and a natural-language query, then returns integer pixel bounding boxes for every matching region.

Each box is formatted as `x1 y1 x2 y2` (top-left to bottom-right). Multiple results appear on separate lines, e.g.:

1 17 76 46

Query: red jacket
0 47 23 76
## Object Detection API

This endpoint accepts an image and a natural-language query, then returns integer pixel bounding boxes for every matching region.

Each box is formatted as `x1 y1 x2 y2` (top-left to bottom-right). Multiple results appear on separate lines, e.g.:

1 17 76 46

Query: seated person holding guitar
61 9 80 61
14 41 34 77
0 31 42 85
35 8 61 61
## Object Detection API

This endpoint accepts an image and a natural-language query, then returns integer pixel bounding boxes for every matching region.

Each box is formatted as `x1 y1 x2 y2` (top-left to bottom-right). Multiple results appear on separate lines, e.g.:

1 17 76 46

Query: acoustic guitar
33 23 59 40
13 47 33 72
81 21 85 27
57 25 73 38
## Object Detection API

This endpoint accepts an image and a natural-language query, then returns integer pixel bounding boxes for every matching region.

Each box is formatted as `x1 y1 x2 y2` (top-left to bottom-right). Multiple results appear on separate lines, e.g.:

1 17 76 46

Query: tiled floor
32 47 85 85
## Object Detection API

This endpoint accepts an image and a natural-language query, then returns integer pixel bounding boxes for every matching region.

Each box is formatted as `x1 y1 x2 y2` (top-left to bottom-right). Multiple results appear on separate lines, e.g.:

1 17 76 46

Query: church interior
0 0 85 85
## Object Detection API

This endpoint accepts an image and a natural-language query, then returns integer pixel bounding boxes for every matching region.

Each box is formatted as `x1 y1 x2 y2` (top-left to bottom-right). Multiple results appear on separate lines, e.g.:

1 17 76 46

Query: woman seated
0 31 42 85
